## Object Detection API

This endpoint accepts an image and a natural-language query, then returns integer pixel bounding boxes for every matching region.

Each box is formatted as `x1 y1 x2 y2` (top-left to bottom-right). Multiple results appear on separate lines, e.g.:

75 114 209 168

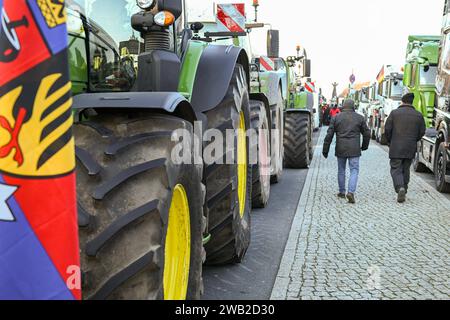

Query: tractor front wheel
75 112 204 300
283 112 311 169
204 65 252 265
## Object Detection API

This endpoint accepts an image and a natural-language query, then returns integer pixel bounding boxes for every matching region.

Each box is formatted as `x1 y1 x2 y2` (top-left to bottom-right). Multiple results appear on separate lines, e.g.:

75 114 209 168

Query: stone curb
270 128 326 300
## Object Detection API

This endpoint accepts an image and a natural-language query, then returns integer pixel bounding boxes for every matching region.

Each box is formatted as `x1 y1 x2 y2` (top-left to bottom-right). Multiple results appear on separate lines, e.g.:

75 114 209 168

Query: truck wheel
283 112 311 169
250 100 271 208
435 143 450 193
413 151 428 173
75 113 204 300
204 64 252 265
270 88 284 184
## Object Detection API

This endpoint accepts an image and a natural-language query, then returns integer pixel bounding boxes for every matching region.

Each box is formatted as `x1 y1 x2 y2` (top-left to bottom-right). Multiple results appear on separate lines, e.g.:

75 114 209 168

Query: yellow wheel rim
163 184 191 300
237 111 247 218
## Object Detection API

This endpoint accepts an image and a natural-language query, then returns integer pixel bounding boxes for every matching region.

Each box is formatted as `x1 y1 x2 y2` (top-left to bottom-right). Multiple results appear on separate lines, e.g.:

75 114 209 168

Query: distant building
119 34 142 55
339 81 371 99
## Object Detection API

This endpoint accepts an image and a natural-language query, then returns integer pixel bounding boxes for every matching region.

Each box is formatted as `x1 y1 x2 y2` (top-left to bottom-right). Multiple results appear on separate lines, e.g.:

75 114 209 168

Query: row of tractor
349 0 450 194
66 0 316 299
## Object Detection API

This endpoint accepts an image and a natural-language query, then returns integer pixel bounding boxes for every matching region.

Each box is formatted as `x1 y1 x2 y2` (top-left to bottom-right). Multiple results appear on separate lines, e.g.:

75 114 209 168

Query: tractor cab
67 0 189 94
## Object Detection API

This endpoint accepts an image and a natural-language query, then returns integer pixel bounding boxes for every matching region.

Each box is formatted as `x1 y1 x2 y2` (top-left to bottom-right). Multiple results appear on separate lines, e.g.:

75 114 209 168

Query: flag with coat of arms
0 0 80 300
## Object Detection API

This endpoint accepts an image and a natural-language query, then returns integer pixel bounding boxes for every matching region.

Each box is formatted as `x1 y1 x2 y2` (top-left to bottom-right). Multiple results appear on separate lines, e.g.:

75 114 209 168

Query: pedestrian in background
385 93 426 203
323 99 371 204
329 104 341 118
323 104 331 125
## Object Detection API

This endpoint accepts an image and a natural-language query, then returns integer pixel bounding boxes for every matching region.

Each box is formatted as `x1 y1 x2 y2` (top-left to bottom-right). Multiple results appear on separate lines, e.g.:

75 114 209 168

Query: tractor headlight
136 0 156 10
154 11 175 27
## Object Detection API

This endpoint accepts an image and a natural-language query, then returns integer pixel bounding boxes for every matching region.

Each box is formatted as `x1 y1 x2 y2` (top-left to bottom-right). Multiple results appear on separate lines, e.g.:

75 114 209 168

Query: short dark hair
402 93 415 104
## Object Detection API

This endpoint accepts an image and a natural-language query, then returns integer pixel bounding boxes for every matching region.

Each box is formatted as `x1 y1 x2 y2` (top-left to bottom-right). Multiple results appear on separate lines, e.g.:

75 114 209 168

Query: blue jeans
337 157 360 194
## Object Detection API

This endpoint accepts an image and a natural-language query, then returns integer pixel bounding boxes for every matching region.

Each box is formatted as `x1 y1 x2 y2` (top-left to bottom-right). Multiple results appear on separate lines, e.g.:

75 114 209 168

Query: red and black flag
0 0 80 299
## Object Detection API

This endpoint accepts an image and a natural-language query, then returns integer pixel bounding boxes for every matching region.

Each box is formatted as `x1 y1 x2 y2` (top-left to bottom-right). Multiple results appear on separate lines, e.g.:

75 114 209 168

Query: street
205 128 450 300
202 132 320 300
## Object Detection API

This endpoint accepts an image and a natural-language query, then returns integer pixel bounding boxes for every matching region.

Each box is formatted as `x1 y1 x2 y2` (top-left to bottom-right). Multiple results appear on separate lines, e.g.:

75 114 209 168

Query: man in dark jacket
385 93 426 203
323 99 371 203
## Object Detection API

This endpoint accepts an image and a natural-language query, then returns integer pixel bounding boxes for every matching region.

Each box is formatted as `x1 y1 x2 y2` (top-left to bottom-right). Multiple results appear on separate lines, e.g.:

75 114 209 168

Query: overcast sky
214 0 444 98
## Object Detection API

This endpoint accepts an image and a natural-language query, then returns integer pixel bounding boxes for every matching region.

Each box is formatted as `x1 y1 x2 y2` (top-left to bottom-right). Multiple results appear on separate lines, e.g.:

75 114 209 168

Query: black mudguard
72 91 198 123
190 45 249 113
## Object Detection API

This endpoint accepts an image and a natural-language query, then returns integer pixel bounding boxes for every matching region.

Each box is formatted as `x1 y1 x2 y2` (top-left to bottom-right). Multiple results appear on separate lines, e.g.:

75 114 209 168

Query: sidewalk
271 129 450 300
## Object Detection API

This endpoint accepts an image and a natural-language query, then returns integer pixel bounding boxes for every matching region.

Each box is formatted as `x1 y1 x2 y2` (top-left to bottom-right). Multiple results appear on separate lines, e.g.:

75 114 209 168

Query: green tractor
67 0 262 299
403 35 440 128
282 51 314 169
187 1 287 208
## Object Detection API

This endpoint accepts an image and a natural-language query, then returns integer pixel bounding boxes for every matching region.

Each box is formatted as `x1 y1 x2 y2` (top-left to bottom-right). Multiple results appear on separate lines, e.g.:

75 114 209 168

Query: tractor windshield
419 66 438 86
69 0 141 92
73 0 139 46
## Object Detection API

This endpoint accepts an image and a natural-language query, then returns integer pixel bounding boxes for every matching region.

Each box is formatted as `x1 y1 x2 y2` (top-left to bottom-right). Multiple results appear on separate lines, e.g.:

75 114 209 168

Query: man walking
385 93 426 203
323 99 371 204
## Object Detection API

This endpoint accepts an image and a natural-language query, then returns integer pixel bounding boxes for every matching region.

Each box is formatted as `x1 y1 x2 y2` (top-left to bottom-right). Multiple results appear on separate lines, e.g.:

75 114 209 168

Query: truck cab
374 69 404 144
403 35 440 127
414 0 450 193
357 86 371 119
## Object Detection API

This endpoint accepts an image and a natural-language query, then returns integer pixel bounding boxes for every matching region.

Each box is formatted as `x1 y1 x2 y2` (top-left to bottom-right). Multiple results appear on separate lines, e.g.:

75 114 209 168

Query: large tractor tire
270 88 284 183
250 100 271 208
75 112 205 300
283 112 311 169
204 64 252 265
435 143 450 193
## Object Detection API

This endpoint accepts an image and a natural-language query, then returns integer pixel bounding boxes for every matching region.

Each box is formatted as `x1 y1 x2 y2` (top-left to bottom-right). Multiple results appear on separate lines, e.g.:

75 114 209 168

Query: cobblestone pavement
271 129 450 300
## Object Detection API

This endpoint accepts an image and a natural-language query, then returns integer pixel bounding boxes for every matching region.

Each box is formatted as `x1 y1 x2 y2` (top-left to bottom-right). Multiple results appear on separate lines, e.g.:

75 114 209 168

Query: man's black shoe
398 188 406 203
337 193 346 199
346 193 356 204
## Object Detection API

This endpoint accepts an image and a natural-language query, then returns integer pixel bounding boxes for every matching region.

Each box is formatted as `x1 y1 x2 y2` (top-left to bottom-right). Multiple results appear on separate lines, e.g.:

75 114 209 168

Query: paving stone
271 130 450 300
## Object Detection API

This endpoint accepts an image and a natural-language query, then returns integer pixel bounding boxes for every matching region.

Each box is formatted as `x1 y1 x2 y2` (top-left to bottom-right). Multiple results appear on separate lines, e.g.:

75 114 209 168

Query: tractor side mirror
157 0 183 19
303 59 311 77
267 29 279 58
403 63 412 86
